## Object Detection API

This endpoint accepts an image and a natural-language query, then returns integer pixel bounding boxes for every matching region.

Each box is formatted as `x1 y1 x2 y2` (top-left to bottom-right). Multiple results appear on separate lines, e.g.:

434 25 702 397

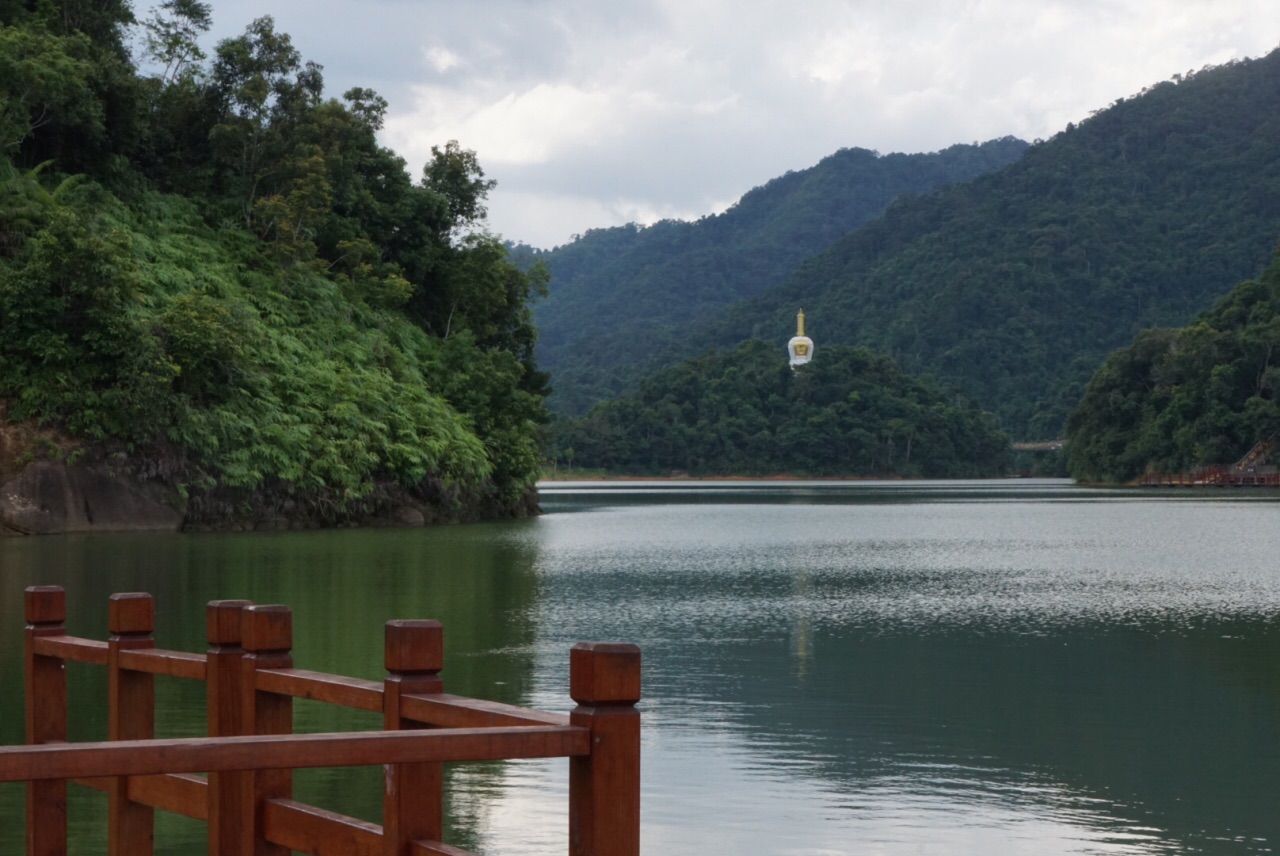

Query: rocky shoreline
1 411 538 537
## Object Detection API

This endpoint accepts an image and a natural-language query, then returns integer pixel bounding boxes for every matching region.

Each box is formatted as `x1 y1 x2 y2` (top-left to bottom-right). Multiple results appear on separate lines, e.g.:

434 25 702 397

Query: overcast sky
195 1 1280 249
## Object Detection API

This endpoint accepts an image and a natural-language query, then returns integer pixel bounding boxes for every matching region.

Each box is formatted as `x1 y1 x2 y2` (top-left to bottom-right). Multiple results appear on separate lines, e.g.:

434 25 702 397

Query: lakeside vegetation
5 0 1278 496
0 2 547 524
1065 245 1280 483
549 340 1010 478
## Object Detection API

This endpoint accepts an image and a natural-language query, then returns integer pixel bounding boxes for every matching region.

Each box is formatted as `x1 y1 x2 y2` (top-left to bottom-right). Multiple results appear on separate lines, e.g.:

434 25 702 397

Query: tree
421 140 495 237
1065 244 1280 482
141 0 211 84
0 7 552 525
342 87 387 132
0 24 99 153
209 16 321 226
556 340 1009 477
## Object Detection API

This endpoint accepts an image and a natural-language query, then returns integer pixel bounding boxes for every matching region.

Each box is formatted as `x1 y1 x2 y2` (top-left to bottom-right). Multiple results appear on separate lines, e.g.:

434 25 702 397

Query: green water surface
3 479 1279 854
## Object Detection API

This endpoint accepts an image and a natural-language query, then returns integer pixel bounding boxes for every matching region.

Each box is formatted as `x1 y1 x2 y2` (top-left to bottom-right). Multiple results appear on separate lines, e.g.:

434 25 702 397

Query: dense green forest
551 340 1009 477
0 1 547 524
1065 242 1280 482
524 138 1028 414
549 50 1280 438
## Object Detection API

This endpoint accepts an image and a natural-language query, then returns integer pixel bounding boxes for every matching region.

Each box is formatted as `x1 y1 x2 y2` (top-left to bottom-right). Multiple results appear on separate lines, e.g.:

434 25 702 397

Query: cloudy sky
197 1 1280 249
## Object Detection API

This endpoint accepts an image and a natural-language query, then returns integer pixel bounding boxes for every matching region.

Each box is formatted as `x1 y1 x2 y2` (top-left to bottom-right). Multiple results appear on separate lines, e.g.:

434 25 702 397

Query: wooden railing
1 586 641 856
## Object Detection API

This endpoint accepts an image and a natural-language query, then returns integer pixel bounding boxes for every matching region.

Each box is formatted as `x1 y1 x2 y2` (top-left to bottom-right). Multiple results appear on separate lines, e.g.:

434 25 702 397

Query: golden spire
788 308 813 367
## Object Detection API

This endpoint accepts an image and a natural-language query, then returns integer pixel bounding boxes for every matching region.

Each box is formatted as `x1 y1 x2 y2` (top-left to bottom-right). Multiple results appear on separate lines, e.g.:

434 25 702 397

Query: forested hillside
551 340 1009 477
526 138 1028 414
0 2 547 525
569 49 1280 438
1065 242 1280 483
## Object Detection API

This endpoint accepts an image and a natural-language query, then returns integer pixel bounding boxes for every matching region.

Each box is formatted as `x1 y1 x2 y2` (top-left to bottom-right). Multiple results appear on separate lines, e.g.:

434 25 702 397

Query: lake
3 479 1280 854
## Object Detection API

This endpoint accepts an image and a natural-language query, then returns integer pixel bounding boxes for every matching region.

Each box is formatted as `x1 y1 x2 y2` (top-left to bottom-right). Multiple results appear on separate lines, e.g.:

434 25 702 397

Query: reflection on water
520 480 1280 855
0 525 544 853
4 479 1280 854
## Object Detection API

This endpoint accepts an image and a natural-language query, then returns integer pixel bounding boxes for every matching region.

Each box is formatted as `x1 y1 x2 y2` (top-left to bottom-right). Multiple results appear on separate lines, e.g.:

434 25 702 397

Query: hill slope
0 5 546 527
583 50 1280 438
551 339 1009 478
528 138 1029 413
1065 241 1280 482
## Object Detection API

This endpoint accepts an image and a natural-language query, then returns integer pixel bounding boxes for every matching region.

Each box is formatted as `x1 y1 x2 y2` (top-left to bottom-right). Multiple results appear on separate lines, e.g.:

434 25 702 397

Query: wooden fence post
568 642 641 856
107 592 156 856
241 605 293 856
382 619 444 855
207 600 253 856
24 585 67 856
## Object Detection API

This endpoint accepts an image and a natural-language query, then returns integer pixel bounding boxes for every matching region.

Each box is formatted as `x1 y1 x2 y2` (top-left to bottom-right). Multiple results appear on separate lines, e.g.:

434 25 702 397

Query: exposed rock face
0 405 538 535
1 461 185 535
392 506 426 527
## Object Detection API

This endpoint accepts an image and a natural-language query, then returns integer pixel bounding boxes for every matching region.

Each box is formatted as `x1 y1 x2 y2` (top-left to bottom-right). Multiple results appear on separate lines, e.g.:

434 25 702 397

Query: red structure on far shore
1139 435 1280 487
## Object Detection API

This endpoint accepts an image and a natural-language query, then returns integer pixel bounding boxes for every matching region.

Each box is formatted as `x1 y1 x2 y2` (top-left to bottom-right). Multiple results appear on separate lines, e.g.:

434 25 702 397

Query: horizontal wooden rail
131 772 209 819
0 725 589 782
32 634 108 665
411 840 479 856
29 640 208 697
401 692 571 728
119 648 207 680
256 668 383 711
262 798 382 856
73 772 209 820
261 800 479 856
74 780 482 856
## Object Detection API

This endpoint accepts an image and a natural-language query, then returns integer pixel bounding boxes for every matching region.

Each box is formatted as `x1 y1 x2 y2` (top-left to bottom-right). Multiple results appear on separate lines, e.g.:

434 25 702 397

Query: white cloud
423 46 461 74
386 83 621 166
491 190 720 247
204 0 1280 248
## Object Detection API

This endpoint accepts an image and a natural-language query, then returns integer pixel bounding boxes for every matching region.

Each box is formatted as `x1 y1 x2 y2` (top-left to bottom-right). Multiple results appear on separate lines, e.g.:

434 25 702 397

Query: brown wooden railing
2 586 641 856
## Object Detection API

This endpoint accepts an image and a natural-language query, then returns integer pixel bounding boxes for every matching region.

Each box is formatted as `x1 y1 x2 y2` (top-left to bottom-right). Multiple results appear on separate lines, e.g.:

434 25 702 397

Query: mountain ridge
525 138 1030 413
597 49 1280 438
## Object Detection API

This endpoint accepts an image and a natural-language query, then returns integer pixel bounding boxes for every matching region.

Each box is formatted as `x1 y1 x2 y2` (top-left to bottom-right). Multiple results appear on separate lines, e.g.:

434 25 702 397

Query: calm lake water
3 479 1280 854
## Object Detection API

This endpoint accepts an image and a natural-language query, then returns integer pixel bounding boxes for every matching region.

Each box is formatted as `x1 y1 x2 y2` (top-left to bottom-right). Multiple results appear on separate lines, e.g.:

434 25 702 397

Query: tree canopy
0 3 548 524
551 340 1010 478
1065 241 1280 483
524 138 1029 415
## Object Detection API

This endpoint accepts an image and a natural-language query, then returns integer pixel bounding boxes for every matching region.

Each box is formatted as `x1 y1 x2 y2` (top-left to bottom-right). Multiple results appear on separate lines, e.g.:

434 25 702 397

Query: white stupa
788 309 814 368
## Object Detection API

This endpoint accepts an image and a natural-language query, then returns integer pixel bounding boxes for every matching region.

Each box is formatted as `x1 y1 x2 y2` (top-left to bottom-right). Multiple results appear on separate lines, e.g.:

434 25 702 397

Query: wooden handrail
261 799 383 856
401 692 572 728
31 634 108 665
261 800 482 856
71 773 210 820
410 840 479 856
0 726 589 781
12 586 642 856
129 773 209 820
255 668 383 711
119 647 208 680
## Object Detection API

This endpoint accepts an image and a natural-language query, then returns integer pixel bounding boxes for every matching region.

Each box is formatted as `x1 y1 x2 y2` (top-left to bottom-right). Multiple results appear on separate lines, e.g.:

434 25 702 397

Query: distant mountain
672 49 1280 438
525 138 1029 414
